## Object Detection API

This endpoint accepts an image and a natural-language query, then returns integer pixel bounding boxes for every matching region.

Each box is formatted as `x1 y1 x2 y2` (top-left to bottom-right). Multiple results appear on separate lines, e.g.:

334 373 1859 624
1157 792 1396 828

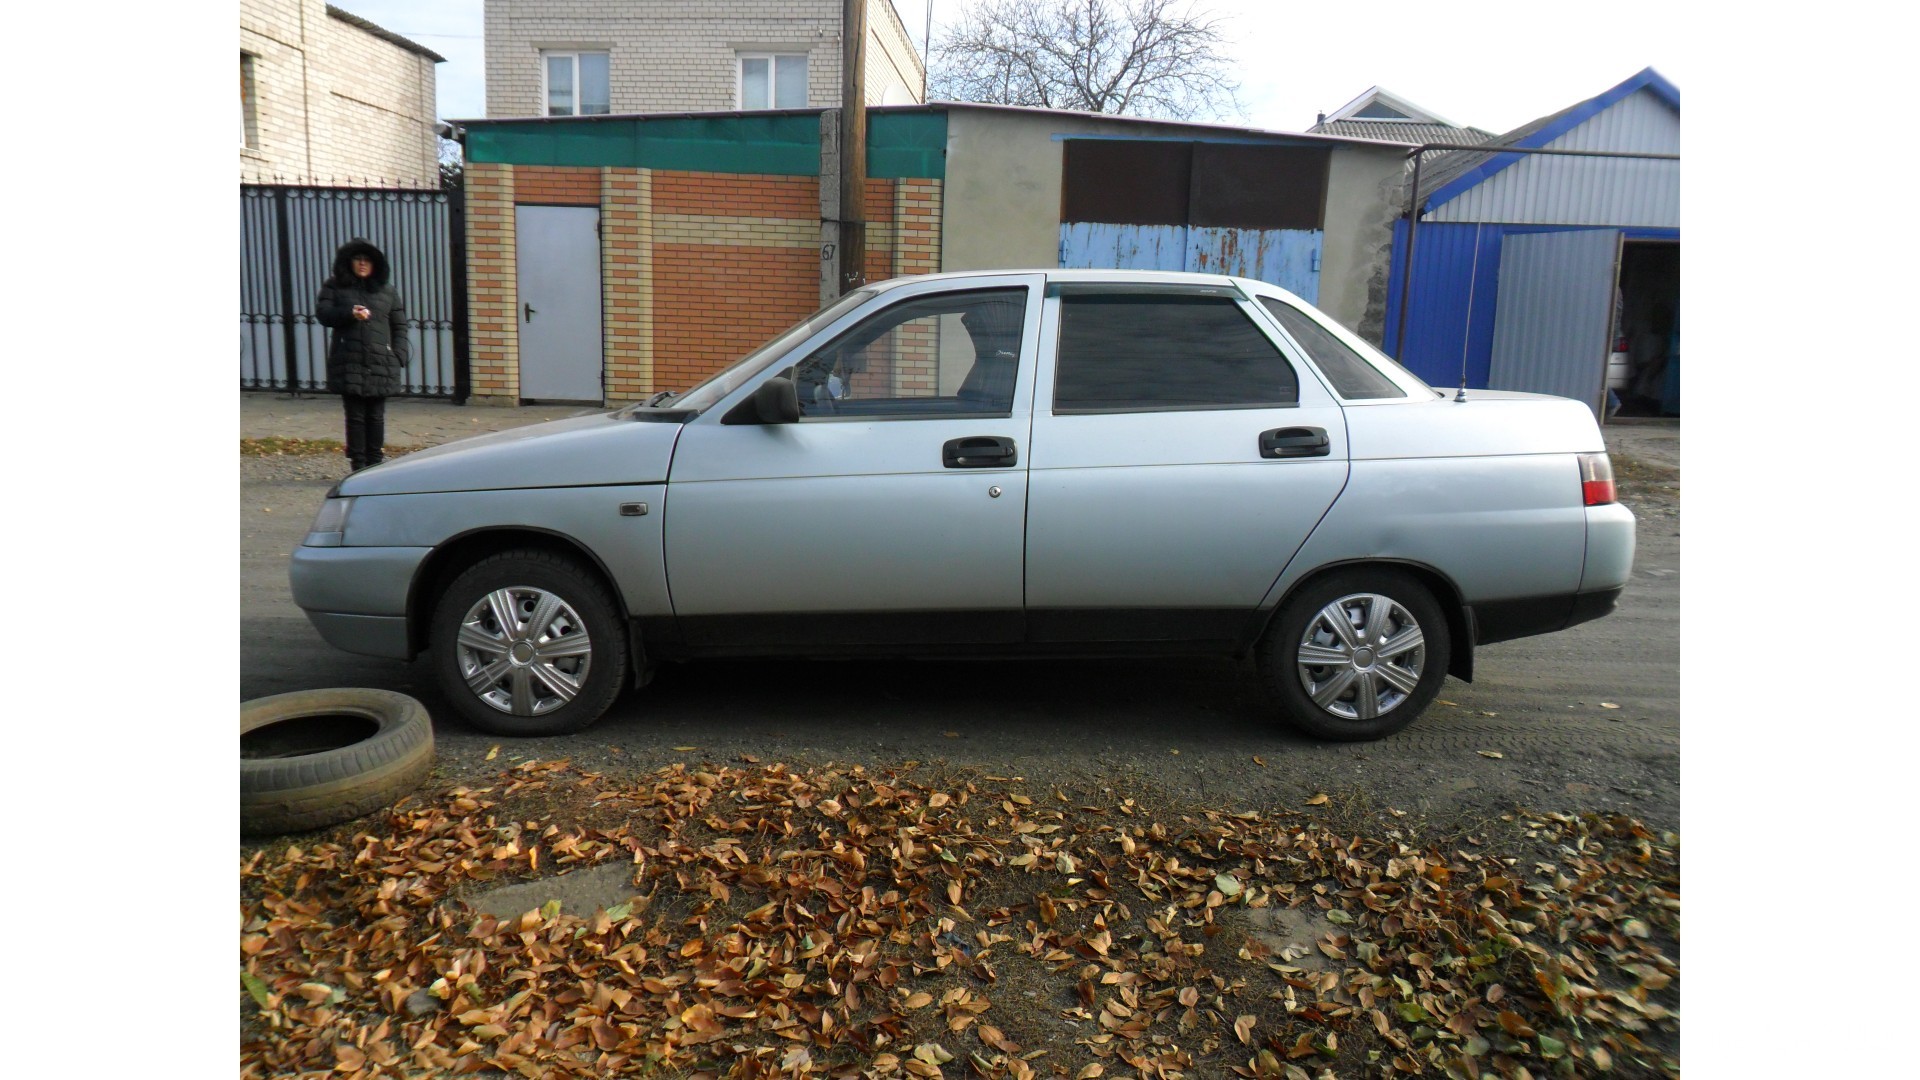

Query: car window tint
1053 295 1297 412
790 289 1027 419
1258 298 1406 400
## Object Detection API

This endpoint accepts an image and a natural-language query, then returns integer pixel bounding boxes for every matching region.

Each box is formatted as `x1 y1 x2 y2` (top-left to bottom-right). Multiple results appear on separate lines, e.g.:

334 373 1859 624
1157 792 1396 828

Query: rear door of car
663 274 1045 649
1023 279 1350 646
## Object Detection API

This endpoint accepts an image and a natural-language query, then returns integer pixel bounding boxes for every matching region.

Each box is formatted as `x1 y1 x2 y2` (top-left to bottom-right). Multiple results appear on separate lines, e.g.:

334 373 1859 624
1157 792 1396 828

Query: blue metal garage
1384 68 1679 418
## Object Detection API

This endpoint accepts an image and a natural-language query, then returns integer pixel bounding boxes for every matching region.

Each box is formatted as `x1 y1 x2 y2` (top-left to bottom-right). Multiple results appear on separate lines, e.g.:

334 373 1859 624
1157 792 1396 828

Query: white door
1487 229 1620 415
515 206 603 402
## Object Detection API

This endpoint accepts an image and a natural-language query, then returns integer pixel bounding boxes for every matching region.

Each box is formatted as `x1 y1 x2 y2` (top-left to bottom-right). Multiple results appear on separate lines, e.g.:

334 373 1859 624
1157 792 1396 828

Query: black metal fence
241 183 466 398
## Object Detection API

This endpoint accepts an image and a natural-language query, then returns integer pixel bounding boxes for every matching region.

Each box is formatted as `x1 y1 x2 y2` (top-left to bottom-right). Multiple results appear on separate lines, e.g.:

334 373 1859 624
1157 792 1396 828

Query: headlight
303 497 356 547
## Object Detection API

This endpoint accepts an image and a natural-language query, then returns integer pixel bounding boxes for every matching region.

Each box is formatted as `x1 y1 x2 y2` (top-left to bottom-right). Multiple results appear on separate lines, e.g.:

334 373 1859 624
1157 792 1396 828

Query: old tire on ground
241 688 435 835
430 549 628 737
1259 568 1451 742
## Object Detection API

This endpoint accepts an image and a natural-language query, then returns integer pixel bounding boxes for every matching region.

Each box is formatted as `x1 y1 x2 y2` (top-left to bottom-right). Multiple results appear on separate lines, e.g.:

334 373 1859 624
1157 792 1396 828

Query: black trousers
341 394 387 468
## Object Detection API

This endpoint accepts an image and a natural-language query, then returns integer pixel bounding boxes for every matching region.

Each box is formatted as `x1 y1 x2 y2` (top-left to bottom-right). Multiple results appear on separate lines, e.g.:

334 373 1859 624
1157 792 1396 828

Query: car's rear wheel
1259 568 1450 741
430 550 627 736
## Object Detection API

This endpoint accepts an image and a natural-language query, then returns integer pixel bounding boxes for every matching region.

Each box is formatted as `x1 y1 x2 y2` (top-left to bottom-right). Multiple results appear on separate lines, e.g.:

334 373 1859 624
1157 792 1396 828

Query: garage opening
1608 240 1680 418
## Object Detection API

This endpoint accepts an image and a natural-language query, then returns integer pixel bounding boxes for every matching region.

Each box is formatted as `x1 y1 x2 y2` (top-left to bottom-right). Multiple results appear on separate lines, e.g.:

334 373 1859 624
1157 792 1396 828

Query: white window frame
736 51 809 110
540 49 610 117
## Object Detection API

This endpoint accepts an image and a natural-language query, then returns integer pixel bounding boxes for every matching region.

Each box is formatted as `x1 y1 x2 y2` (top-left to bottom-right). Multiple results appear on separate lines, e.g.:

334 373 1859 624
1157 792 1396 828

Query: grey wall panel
1487 229 1620 414
1431 89 1678 226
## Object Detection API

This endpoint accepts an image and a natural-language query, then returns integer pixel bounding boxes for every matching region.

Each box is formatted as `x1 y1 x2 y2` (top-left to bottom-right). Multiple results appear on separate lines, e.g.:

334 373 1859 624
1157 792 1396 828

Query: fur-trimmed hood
328 238 391 289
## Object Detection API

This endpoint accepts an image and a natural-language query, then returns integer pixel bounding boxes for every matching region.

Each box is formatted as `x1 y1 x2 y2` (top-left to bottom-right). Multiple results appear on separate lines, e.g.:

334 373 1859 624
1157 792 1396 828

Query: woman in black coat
316 238 409 470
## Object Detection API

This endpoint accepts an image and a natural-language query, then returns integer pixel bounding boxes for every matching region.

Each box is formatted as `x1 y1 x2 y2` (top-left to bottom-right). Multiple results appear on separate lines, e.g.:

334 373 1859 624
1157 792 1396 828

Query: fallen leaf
1077 1065 1105 1079
1214 874 1243 897
671 746 698 752
486 745 499 761
1478 751 1504 759
1600 702 1621 709
944 731 960 738
1235 1014 1257 1045
1305 794 1329 806
1252 756 1266 766
240 970 272 1010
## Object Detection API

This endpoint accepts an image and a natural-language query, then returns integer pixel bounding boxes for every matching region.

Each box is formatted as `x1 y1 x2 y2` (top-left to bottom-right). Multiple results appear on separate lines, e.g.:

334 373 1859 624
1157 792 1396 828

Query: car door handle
524 302 536 322
1259 427 1330 458
943 436 1018 468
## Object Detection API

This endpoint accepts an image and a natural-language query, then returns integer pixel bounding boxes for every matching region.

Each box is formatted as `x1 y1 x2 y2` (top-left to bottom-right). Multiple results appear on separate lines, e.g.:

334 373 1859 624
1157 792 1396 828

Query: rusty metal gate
241 183 465 398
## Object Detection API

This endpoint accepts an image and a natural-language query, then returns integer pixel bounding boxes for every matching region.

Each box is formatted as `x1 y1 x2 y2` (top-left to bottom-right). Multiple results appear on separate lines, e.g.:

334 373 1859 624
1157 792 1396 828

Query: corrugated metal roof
1415 68 1678 211
1308 120 1493 145
326 5 447 63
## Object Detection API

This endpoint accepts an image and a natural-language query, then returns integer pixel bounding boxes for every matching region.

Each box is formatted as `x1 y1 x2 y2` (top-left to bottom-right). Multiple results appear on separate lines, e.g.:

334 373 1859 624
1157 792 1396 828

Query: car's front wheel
430 550 627 736
1259 568 1450 741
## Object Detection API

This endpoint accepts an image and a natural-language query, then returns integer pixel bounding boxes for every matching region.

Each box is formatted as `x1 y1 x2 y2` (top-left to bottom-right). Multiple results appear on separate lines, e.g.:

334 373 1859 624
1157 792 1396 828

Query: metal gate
1486 229 1621 415
241 184 464 398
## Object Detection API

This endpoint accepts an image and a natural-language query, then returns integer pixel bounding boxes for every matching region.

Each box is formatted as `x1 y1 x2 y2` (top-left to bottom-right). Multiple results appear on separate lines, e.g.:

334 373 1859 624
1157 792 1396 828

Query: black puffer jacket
316 238 410 397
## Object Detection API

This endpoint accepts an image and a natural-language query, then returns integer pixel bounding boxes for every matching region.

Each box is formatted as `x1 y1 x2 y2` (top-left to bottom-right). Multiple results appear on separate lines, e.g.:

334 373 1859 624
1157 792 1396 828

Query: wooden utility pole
838 0 867 294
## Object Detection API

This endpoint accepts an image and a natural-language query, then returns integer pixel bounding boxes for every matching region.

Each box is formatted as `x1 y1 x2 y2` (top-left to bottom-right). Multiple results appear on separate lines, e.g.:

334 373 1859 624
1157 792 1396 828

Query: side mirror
721 376 800 425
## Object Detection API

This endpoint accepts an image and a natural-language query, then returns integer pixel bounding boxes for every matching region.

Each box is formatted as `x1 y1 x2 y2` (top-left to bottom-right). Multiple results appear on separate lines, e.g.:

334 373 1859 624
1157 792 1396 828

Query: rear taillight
1579 453 1616 506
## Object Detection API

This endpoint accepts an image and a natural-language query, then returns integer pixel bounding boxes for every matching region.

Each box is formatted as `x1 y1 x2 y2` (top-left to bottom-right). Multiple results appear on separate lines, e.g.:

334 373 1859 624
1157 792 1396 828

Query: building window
240 52 259 148
738 52 808 109
543 51 610 116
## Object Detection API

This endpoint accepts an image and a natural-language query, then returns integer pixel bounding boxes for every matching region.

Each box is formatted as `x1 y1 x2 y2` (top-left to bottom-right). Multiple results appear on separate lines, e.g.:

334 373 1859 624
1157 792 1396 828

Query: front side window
544 51 610 116
739 52 808 109
788 288 1029 419
1258 298 1407 400
1053 293 1298 413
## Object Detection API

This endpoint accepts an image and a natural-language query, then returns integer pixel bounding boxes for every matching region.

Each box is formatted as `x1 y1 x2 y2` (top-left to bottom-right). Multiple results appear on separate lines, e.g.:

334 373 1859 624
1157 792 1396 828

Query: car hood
337 413 685 495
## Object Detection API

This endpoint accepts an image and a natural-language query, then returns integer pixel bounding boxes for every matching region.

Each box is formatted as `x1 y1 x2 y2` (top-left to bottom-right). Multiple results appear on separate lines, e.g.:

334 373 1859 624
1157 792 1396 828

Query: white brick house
240 0 445 187
482 0 923 119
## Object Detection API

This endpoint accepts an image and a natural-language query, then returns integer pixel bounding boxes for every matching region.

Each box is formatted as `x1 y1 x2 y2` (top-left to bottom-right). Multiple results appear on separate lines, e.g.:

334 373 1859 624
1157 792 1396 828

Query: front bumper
303 610 412 659
290 544 428 659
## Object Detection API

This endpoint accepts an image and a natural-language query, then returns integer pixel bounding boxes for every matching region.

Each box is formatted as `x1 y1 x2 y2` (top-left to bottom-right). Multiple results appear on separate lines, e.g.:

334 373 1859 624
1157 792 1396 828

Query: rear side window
1258 298 1407 400
1054 294 1297 413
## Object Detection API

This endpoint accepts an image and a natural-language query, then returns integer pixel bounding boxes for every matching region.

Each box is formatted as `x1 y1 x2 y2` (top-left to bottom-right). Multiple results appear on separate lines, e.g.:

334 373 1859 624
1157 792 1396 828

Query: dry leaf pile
241 761 1678 1079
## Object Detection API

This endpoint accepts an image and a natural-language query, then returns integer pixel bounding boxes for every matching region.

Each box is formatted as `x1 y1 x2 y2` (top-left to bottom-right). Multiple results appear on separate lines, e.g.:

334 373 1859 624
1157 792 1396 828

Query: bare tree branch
930 0 1242 121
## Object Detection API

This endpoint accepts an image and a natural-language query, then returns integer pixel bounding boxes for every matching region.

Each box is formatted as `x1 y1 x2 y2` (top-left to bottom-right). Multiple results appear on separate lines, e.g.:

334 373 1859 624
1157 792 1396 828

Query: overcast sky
333 0 1687 135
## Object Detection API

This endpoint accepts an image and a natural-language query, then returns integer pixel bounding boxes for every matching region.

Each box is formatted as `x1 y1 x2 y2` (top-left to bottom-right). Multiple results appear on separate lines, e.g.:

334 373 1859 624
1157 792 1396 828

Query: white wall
484 0 923 117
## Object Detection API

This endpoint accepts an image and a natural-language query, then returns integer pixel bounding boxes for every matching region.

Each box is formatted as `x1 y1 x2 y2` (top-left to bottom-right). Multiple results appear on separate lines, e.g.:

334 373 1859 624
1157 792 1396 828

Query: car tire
241 688 435 835
1259 568 1451 742
430 550 627 737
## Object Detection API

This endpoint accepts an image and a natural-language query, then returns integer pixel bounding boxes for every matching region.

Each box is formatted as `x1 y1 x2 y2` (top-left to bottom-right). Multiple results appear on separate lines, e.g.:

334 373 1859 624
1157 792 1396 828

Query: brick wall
650 172 823 397
514 166 601 205
240 0 440 187
484 0 922 118
602 168 655 402
466 159 944 407
465 163 520 402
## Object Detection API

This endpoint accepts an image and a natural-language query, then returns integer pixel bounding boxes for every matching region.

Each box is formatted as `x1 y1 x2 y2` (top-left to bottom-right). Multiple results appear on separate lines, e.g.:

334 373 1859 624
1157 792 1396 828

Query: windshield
628 288 878 415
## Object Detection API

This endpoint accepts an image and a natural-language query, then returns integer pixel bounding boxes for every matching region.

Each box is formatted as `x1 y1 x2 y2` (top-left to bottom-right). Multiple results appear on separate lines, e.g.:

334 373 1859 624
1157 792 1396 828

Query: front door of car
1023 283 1351 646
663 276 1045 649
